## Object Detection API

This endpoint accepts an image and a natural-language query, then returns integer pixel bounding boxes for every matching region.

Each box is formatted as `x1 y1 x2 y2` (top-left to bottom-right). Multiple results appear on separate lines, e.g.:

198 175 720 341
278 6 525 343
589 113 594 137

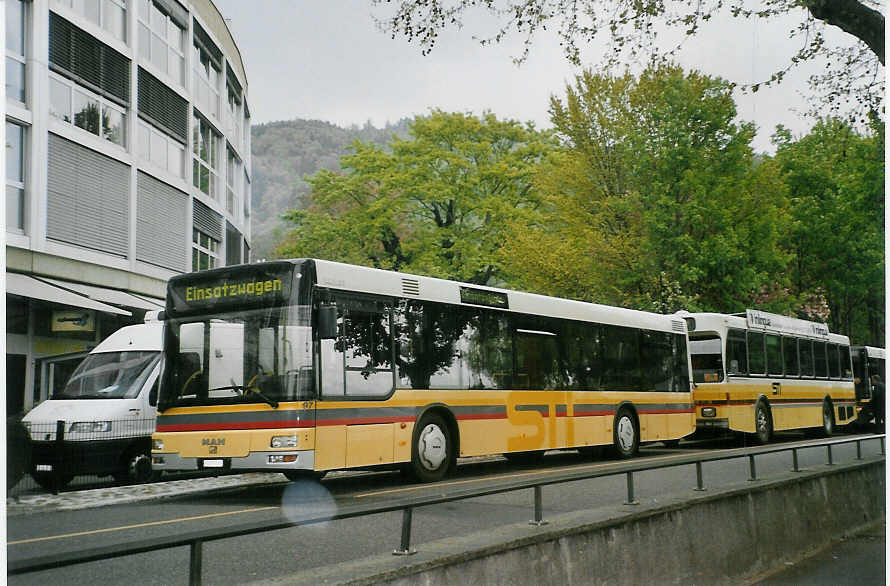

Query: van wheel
31 472 73 491
115 450 158 484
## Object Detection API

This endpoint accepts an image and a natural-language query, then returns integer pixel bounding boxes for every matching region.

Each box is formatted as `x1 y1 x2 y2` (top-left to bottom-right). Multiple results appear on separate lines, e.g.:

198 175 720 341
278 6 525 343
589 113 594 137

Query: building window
243 169 250 220
192 228 219 271
138 120 184 178
226 147 240 215
54 0 127 42
49 74 126 147
193 112 219 198
137 0 185 86
6 121 26 231
193 43 220 119
6 0 26 104
226 82 242 147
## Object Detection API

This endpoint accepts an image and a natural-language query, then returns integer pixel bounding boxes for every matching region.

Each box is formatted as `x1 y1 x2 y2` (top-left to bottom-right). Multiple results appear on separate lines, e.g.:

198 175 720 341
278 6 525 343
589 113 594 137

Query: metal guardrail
8 434 885 584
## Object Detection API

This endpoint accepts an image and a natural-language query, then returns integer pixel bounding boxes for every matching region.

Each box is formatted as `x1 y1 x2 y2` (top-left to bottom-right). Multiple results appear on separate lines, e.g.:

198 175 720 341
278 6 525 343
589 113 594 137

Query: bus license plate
36 464 52 472
202 459 224 468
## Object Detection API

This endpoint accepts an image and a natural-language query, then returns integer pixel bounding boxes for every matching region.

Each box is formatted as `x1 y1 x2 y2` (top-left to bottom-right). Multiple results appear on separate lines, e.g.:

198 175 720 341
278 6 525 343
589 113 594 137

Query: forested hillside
249 118 412 260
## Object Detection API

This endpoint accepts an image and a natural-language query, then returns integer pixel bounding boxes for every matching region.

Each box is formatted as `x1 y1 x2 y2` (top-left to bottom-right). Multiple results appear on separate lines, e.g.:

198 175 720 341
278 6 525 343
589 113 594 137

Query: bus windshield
689 335 724 383
160 304 313 409
55 351 160 399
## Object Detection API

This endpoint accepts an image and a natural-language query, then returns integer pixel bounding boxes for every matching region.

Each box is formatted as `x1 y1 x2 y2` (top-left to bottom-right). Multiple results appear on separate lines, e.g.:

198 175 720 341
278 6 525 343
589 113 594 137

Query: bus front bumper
152 449 316 472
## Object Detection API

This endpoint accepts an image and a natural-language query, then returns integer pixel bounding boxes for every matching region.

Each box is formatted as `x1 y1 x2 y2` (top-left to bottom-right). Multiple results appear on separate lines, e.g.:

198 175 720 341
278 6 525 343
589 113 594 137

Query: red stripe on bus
155 420 315 432
455 413 509 421
316 416 416 426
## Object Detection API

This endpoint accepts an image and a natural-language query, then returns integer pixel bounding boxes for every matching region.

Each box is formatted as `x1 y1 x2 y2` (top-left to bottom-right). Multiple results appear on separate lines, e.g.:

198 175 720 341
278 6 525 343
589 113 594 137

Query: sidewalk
751 522 886 585
5 472 288 516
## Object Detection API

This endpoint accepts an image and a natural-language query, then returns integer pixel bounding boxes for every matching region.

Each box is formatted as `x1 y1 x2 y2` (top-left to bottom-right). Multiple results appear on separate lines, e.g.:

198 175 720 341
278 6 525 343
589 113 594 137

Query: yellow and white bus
682 310 856 443
151 259 695 482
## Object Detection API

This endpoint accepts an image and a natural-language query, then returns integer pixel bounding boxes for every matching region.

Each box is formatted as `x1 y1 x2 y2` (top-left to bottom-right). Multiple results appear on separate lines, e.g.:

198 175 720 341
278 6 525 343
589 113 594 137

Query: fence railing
8 434 885 584
8 418 156 495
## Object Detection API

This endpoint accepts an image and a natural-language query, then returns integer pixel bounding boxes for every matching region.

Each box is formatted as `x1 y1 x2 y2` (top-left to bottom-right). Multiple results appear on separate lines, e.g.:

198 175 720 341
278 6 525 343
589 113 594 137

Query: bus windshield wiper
209 385 279 409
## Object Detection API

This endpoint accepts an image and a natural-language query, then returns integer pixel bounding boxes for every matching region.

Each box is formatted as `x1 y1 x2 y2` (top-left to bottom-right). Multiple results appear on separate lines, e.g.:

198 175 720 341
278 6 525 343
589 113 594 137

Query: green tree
276 110 554 285
770 118 884 344
373 0 884 118
502 65 792 312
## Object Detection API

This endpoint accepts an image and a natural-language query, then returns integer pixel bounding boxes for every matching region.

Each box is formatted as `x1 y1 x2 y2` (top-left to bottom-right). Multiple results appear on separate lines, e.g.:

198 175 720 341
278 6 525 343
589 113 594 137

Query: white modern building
6 0 252 414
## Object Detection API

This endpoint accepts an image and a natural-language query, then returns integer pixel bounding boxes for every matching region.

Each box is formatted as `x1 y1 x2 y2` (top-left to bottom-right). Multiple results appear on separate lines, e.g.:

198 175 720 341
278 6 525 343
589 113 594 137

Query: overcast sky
214 1 861 153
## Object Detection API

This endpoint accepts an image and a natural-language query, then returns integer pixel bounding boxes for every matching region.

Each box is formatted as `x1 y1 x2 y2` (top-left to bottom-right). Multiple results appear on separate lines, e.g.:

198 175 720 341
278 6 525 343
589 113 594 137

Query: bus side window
747 331 766 375
783 337 799 377
799 339 815 377
727 329 747 375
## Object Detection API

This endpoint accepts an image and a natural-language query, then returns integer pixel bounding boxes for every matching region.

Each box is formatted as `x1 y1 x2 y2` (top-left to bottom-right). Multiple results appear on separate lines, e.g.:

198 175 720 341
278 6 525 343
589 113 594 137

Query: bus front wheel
409 413 453 482
613 408 639 459
753 402 773 445
821 400 835 437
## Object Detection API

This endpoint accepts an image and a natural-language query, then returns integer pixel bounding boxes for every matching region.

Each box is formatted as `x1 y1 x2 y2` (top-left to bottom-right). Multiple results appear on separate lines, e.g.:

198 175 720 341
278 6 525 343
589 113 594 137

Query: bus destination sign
167 264 295 315
459 286 509 309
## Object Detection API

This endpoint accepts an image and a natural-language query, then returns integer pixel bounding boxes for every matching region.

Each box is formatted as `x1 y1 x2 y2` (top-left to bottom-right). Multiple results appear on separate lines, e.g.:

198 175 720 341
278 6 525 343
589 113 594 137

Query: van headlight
69 421 111 433
271 435 298 448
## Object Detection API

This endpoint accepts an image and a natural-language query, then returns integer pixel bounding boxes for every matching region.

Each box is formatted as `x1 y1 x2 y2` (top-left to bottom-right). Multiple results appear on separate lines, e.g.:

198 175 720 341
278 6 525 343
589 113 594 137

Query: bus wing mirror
318 305 338 340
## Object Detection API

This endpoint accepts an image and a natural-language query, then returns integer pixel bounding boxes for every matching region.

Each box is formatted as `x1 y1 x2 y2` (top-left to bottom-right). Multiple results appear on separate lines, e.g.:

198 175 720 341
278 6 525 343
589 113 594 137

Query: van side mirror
318 304 339 340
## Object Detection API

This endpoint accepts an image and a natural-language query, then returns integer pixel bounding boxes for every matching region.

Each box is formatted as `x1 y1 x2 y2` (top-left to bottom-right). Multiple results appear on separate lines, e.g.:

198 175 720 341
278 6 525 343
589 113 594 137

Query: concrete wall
267 460 884 586
390 462 883 586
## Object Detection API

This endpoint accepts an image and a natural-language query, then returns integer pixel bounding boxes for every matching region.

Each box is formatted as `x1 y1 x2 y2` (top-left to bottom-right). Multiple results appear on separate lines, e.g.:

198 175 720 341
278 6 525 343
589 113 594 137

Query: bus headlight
152 438 165 451
271 435 298 448
268 454 298 464
69 421 111 433
701 407 717 418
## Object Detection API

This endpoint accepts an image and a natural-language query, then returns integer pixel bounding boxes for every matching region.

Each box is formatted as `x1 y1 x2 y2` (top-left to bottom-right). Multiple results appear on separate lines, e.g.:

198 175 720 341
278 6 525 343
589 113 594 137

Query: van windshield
54 351 160 399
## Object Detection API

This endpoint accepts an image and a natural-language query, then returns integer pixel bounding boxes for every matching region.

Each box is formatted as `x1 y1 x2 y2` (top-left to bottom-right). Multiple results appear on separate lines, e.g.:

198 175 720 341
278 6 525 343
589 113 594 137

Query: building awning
40 278 164 312
6 273 132 316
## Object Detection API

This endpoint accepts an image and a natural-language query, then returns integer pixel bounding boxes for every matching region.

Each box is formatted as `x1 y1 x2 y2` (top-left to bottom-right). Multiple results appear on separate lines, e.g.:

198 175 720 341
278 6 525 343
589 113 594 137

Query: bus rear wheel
409 413 453 482
613 408 639 459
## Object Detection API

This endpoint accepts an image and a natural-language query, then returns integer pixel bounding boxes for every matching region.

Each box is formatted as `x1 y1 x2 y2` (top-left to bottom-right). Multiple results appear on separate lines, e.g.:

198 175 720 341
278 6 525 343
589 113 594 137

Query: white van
23 316 164 490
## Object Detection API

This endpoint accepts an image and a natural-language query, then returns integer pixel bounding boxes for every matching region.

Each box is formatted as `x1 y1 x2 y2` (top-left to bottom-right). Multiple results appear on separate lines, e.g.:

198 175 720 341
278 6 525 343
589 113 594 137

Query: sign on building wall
51 310 95 332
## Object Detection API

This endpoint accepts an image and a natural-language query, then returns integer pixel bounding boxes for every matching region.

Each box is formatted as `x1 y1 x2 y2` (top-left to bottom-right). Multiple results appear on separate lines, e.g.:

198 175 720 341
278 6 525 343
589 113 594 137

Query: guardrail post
53 420 65 495
624 471 639 505
189 539 203 586
747 455 758 481
694 461 706 491
791 448 800 472
393 508 417 556
826 444 834 466
529 485 548 525
856 439 862 460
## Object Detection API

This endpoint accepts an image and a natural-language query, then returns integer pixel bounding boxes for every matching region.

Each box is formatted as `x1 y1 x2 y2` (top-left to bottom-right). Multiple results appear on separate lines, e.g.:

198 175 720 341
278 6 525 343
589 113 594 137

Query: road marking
353 451 703 498
7 506 278 545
